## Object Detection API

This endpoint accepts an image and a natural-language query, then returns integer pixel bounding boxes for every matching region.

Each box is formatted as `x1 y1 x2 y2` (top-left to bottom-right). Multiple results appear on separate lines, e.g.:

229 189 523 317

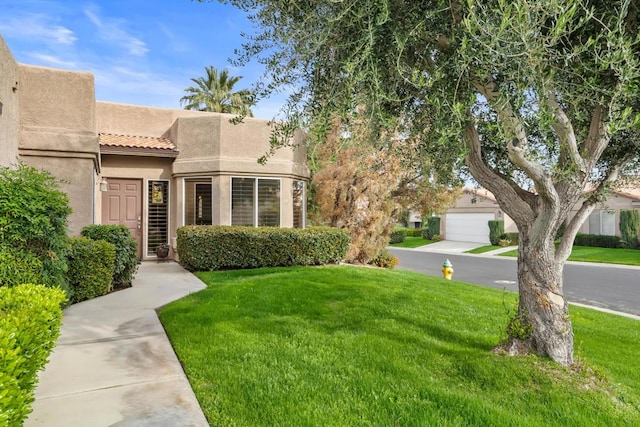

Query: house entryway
101 178 143 259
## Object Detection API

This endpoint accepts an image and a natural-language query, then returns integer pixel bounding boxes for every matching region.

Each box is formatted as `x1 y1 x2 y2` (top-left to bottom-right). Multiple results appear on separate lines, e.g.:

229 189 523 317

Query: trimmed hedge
620 210 640 248
177 226 350 271
488 220 505 246
67 237 116 303
389 229 407 244
81 225 138 288
424 217 441 240
574 233 623 248
0 284 65 426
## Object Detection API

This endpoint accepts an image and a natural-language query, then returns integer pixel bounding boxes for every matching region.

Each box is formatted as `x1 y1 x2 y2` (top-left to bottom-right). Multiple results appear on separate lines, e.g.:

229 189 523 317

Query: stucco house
0 35 309 260
441 187 640 244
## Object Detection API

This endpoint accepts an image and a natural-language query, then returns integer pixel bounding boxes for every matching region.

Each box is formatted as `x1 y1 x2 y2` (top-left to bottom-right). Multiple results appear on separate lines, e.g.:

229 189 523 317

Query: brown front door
102 178 143 259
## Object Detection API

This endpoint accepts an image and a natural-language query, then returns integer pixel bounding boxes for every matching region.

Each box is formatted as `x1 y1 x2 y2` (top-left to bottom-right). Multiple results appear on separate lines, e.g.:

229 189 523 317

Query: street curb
569 302 640 321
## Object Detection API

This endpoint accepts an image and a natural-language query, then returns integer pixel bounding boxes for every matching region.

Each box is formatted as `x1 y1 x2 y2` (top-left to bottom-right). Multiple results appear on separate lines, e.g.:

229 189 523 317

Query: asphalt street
389 248 640 317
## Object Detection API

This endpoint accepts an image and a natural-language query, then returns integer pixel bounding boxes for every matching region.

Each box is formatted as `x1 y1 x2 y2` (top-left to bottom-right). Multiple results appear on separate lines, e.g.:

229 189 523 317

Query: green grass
159 266 640 426
464 245 502 254
499 245 640 266
389 236 433 248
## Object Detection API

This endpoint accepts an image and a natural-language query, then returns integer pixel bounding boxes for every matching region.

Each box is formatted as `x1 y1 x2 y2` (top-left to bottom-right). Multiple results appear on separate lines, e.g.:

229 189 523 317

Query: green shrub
431 234 442 242
488 220 505 246
0 163 71 294
369 249 399 269
504 232 519 245
389 229 407 244
620 210 640 249
0 284 65 426
81 225 138 288
0 247 43 288
177 226 350 271
67 237 116 303
574 233 623 248
411 228 423 237
424 217 440 240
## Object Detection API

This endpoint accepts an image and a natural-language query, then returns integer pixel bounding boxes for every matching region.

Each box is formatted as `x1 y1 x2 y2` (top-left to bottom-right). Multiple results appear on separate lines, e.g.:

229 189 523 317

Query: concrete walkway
412 240 483 253
26 262 209 427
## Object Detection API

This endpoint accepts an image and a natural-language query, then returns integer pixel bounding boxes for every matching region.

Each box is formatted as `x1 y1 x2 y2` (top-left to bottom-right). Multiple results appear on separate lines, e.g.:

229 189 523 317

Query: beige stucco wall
96 101 310 180
17 64 99 235
97 102 310 253
0 35 20 167
571 193 640 236
100 155 174 259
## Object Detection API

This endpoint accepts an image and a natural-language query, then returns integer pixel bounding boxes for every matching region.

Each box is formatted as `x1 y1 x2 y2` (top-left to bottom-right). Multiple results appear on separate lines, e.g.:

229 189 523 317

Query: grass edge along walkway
159 266 640 427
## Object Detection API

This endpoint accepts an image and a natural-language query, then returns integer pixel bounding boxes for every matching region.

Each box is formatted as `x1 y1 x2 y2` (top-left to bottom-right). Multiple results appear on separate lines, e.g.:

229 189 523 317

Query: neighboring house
443 187 640 244
0 35 309 260
442 188 517 244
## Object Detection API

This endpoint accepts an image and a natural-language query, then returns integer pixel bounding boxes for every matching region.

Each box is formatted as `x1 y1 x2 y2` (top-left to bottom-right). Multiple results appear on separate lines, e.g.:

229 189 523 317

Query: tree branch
546 87 584 172
472 77 557 205
582 105 610 166
556 160 627 262
464 120 534 225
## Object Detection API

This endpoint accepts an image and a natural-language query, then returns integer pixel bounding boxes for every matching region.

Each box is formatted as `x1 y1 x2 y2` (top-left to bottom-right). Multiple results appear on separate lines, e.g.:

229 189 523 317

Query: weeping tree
216 0 640 366
310 115 459 263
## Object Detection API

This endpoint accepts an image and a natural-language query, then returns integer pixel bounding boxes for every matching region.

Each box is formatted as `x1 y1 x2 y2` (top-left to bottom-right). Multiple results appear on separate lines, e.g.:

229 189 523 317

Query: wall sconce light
100 177 108 192
496 210 503 218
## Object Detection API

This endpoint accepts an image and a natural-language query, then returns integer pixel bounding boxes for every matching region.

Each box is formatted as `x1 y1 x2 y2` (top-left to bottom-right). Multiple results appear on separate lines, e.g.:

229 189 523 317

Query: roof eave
100 146 179 158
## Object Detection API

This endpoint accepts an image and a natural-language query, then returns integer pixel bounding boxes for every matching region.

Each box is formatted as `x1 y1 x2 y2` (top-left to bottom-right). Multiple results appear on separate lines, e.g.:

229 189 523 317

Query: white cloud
27 52 78 68
0 14 76 45
83 6 149 57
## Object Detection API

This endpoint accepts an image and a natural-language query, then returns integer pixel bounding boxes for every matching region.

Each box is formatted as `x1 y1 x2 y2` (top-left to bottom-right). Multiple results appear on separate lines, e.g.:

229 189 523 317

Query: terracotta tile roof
615 189 640 200
99 133 178 152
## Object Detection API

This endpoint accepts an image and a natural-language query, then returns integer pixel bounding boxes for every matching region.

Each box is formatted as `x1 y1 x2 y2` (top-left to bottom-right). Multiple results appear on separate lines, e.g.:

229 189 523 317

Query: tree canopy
218 0 640 365
181 65 255 116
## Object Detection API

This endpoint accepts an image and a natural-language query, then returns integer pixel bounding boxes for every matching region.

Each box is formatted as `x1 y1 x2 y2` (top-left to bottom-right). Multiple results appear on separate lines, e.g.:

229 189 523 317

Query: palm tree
180 66 255 116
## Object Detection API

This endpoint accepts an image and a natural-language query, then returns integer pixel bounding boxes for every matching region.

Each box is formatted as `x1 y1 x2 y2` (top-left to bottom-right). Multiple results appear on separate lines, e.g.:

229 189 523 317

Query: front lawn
389 236 433 248
500 245 640 266
159 266 639 426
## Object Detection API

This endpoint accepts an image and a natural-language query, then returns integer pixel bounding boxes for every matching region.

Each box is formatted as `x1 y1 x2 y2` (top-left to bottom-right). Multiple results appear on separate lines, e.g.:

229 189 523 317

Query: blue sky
0 0 284 118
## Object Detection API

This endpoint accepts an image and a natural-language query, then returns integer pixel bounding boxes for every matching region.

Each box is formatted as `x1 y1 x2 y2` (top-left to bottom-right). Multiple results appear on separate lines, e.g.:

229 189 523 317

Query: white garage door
445 213 494 243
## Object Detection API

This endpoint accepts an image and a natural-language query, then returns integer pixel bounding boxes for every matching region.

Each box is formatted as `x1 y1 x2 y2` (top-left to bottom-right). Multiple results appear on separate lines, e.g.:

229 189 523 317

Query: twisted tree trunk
506 232 573 365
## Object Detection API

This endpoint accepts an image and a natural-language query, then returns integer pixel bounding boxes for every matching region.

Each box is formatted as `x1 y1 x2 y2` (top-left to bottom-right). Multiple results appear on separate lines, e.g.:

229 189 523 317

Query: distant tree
217 0 640 366
181 66 254 116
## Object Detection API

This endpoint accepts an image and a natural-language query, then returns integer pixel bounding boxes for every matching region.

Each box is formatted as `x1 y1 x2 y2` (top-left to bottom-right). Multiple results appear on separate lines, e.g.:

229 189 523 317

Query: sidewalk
25 262 209 427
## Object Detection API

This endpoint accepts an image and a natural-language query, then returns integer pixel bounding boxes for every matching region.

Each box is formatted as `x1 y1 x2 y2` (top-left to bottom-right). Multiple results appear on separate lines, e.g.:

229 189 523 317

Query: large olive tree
216 0 640 365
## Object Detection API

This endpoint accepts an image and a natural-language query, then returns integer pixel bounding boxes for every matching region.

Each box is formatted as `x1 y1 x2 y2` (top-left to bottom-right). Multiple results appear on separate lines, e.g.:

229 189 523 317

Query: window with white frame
292 180 306 228
231 177 280 226
588 210 616 236
185 179 213 225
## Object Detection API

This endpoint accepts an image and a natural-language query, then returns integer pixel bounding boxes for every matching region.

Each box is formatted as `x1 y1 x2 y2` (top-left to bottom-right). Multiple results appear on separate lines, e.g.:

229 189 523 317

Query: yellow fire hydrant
442 259 454 280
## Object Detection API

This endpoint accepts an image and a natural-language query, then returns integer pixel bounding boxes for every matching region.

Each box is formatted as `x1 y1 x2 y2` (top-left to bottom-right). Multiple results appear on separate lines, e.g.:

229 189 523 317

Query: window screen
258 179 280 227
185 179 213 225
147 181 169 256
231 177 281 226
232 178 255 226
292 180 305 228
